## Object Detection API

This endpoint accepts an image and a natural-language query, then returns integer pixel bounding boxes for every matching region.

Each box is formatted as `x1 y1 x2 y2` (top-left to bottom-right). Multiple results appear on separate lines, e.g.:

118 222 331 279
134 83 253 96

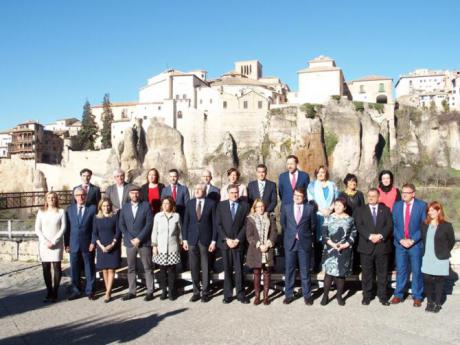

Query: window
200 99 203 104
209 99 212 104
378 83 385 92
359 85 365 93
223 101 227 109
177 111 183 119
175 94 179 99
183 94 186 99
243 101 248 109
158 106 161 110
143 116 147 120
258 101 263 109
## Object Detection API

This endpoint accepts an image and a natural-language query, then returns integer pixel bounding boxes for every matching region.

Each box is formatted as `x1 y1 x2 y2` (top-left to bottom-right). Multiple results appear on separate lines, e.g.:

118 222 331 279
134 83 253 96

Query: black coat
215 200 250 251
353 203 393 255
339 190 365 216
72 184 101 207
247 179 277 213
421 222 456 260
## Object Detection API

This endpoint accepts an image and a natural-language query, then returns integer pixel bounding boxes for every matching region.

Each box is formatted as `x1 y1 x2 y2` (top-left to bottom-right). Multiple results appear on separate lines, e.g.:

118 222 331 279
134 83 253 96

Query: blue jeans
394 244 423 300
70 251 95 295
284 247 311 298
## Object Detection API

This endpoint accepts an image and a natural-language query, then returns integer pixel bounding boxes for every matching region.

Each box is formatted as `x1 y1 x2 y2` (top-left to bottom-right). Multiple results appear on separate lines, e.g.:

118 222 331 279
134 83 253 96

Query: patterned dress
321 215 357 277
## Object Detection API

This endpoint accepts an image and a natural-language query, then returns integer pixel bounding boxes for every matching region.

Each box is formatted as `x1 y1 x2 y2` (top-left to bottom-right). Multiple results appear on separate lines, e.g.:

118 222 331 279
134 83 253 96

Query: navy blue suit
281 202 316 298
161 183 190 223
278 170 310 205
65 204 97 296
247 179 277 213
118 201 153 248
392 198 427 300
206 184 221 203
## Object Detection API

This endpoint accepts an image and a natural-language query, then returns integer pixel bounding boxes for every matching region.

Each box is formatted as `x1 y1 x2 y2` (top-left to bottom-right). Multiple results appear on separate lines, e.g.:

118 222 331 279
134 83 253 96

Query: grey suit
119 201 154 295
105 183 132 211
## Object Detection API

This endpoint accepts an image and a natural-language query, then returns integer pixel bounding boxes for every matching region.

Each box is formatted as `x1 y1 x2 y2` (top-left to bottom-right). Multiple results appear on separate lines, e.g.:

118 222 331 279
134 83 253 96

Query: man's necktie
196 200 202 221
291 173 296 190
295 205 302 239
259 182 264 199
231 202 236 221
172 185 177 201
78 206 83 223
404 202 411 239
372 207 377 226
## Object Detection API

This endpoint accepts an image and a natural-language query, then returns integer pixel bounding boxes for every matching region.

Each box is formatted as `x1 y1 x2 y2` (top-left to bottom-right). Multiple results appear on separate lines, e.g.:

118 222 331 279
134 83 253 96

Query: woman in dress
421 201 456 313
377 170 401 211
246 199 277 305
35 191 66 302
321 198 357 306
152 196 182 300
307 165 339 272
140 168 165 216
338 173 365 216
220 168 248 201
92 198 121 302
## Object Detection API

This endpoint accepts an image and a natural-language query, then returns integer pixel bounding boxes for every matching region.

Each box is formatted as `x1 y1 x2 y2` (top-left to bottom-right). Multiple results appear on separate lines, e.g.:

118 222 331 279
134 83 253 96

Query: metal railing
0 219 36 239
0 190 74 210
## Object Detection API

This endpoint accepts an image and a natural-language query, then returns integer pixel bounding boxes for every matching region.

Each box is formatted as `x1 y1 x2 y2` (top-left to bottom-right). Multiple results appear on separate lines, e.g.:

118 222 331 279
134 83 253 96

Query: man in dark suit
201 169 220 203
118 185 155 301
354 188 393 306
161 168 190 223
105 169 132 212
71 168 101 207
182 183 217 302
281 187 316 305
65 187 97 300
391 183 427 307
216 184 250 304
247 164 277 213
278 155 310 206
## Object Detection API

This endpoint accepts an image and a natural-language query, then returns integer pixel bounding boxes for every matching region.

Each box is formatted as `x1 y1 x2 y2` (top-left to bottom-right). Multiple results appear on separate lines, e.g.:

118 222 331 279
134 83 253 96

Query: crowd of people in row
34 155 456 313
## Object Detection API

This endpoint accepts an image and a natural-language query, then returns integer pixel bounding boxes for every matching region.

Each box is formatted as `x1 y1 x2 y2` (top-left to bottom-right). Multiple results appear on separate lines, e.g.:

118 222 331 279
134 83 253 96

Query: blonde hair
97 197 114 218
251 198 266 214
43 192 60 211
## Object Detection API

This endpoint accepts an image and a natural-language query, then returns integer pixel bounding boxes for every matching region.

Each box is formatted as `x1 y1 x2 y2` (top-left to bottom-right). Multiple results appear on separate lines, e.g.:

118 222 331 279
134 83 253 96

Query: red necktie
404 202 410 239
291 173 297 190
172 185 177 201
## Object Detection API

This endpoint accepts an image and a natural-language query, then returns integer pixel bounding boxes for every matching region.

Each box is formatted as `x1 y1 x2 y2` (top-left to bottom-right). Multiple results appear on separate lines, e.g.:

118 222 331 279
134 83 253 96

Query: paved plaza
0 262 459 345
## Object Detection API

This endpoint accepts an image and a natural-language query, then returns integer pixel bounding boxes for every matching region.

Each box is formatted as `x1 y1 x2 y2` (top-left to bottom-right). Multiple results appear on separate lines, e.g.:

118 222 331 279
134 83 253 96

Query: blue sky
0 0 459 131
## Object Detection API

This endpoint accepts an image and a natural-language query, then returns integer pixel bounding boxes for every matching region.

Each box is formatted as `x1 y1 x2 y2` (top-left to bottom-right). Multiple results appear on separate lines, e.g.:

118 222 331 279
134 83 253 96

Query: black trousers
222 249 244 299
360 252 389 300
158 265 176 294
189 244 210 296
424 274 445 305
42 262 62 298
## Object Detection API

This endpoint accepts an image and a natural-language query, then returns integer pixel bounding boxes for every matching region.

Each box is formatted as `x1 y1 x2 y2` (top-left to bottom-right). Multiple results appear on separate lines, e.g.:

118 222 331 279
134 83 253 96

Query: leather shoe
201 295 211 303
68 293 81 301
304 297 314 306
122 293 136 301
390 297 403 304
361 298 371 306
379 299 390 306
237 296 249 304
222 297 232 304
87 294 97 301
425 302 434 312
413 299 422 307
144 293 154 301
190 294 201 302
433 304 442 313
283 297 294 304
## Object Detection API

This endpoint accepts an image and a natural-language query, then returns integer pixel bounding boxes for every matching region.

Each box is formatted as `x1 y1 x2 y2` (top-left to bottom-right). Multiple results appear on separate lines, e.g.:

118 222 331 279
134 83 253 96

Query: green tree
441 99 450 113
100 94 114 149
76 100 98 150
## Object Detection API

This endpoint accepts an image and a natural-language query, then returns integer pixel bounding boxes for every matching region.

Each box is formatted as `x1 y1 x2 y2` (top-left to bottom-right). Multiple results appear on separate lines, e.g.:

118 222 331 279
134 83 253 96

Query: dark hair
402 183 416 192
227 184 239 192
314 165 330 180
146 168 160 183
227 168 241 179
378 170 394 190
368 187 380 195
294 187 306 196
80 168 93 176
343 173 358 186
334 197 347 209
286 155 299 164
168 168 179 176
256 164 267 172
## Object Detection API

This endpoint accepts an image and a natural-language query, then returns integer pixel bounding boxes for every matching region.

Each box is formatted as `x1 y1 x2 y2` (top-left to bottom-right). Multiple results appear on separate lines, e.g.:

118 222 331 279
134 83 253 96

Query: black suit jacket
354 203 393 255
215 199 249 250
247 179 277 213
183 198 217 246
72 184 101 207
421 222 456 260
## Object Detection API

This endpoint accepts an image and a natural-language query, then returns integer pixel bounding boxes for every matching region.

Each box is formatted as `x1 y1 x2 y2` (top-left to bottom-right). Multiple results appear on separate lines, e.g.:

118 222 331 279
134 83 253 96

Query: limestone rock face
118 119 148 182
142 120 188 184
0 158 35 193
33 170 47 191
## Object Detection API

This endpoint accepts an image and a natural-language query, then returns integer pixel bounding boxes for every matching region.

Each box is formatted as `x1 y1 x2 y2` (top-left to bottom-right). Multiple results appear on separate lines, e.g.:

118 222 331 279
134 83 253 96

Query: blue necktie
231 202 236 221
372 207 377 226
78 207 83 223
